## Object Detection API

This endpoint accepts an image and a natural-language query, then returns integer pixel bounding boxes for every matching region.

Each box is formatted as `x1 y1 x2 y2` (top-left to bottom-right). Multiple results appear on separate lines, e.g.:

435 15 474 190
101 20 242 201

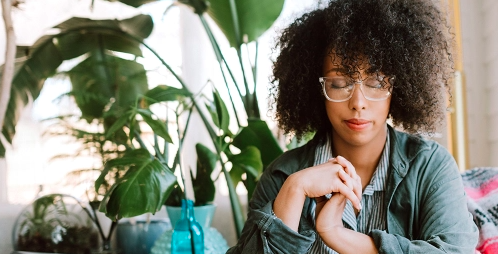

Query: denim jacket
226 126 478 254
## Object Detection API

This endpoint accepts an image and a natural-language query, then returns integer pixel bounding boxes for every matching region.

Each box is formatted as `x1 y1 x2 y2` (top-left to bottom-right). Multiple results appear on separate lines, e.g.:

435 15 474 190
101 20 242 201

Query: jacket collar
388 125 431 178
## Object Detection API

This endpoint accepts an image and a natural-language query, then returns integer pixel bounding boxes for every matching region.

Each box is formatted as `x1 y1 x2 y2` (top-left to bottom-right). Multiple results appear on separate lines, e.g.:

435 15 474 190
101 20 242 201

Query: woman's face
322 56 391 148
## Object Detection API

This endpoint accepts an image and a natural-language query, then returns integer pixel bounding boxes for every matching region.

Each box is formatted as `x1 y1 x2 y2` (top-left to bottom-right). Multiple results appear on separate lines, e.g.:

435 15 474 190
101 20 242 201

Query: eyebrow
324 67 348 75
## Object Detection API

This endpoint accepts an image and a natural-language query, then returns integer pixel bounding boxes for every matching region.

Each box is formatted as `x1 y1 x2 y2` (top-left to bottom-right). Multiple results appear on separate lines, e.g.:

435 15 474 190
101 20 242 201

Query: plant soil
17 226 100 254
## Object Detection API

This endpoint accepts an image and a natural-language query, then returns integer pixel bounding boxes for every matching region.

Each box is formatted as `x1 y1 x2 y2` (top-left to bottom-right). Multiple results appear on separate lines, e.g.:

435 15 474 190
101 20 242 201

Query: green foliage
233 119 284 168
4 0 289 239
94 1 287 236
15 194 100 253
206 0 285 47
67 53 148 122
144 85 193 105
98 149 177 220
0 14 153 156
18 194 70 239
191 143 217 206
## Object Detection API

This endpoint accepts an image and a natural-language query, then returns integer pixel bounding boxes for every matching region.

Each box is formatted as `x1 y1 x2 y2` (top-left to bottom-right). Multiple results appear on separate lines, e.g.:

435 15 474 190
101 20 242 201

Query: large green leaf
0 14 153 157
137 109 173 143
229 146 262 182
191 143 217 205
206 0 285 47
232 119 283 169
206 88 230 135
95 149 151 192
229 145 262 204
0 42 62 155
179 0 209 14
105 109 134 139
143 85 192 105
56 32 144 60
116 0 158 8
54 15 153 46
68 53 148 122
99 149 177 220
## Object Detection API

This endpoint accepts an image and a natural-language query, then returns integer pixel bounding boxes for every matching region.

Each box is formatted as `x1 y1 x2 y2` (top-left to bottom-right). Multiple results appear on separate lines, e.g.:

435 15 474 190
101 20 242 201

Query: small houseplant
12 194 101 254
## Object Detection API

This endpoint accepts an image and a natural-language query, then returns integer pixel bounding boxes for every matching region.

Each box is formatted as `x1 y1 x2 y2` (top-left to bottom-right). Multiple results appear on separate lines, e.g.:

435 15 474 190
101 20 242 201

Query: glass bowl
12 194 101 254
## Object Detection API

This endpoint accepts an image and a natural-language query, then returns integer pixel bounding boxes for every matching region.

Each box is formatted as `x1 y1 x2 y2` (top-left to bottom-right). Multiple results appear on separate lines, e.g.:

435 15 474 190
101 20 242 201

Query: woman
227 0 478 253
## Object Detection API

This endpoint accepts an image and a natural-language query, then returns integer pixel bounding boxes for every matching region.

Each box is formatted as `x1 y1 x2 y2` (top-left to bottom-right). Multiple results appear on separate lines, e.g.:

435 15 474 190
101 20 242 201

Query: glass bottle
171 199 204 254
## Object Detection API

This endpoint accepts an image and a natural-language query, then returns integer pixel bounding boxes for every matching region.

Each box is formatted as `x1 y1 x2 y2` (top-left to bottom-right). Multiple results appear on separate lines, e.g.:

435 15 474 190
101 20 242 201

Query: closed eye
326 78 350 89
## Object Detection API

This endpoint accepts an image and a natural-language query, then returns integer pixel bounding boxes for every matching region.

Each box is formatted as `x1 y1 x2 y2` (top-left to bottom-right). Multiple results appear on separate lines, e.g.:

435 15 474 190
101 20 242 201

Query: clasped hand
293 156 362 232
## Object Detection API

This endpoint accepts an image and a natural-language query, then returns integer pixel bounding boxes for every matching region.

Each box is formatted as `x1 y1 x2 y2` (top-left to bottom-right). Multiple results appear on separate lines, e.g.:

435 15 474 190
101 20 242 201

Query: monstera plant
0 0 286 238
92 0 286 238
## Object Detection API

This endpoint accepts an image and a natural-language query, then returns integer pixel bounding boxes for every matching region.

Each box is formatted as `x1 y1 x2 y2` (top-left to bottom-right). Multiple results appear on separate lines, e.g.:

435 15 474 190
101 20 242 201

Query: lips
345 118 371 131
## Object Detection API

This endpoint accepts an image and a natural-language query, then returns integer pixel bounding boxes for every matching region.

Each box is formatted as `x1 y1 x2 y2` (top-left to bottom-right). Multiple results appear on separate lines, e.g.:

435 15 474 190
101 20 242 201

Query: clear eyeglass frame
319 75 394 102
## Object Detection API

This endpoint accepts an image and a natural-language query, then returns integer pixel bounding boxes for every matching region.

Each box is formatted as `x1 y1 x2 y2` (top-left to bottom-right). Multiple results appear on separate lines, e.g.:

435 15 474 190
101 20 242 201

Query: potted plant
39 12 174 253
95 0 286 239
0 0 287 240
164 143 218 228
12 194 101 254
6 11 159 253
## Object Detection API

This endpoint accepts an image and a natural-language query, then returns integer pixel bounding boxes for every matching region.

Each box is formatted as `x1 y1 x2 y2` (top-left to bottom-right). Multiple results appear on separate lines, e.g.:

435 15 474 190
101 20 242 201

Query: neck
331 125 388 187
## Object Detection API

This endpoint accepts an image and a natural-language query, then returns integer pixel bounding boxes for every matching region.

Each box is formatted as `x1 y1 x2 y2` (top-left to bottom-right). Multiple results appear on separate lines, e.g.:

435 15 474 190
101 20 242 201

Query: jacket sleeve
226 157 317 254
370 145 479 253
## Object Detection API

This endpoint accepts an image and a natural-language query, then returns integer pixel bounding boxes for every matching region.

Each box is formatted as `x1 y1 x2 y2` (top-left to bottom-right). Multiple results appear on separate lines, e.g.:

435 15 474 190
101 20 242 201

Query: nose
348 83 367 111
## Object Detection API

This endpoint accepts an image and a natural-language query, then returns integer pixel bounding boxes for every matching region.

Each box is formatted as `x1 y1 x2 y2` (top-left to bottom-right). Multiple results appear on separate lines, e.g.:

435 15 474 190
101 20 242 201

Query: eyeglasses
319 75 394 102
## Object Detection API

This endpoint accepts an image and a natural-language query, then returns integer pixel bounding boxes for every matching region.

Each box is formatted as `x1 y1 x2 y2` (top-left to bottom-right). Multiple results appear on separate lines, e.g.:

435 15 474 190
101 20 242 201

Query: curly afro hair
269 0 453 139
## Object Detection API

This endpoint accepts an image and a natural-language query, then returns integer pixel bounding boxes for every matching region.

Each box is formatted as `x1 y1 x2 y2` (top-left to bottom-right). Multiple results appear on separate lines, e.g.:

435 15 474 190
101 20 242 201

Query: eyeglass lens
321 76 392 101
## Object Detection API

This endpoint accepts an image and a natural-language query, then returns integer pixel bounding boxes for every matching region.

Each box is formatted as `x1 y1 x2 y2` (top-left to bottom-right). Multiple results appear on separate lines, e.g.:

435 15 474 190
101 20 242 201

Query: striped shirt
308 128 390 253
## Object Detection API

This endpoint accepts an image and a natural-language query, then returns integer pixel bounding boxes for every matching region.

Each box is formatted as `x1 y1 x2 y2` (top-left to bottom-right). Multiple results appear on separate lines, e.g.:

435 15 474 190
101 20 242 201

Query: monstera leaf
206 0 285 48
229 145 263 200
97 149 177 220
67 52 148 122
233 119 283 169
0 14 153 157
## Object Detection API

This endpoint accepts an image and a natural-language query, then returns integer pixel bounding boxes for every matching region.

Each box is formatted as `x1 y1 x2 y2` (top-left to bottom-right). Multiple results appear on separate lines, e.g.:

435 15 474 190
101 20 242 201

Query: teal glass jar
171 199 204 254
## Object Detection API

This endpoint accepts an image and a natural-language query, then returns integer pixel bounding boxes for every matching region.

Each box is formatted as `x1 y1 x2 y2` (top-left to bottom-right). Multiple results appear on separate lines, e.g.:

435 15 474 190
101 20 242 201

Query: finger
335 156 362 200
335 183 362 210
335 156 357 178
353 175 363 201
337 168 354 190
329 192 347 206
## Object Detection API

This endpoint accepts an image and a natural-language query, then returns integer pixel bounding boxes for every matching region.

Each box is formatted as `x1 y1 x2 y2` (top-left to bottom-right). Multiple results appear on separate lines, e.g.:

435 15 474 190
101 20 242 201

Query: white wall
0 203 23 253
481 0 498 166
460 0 498 167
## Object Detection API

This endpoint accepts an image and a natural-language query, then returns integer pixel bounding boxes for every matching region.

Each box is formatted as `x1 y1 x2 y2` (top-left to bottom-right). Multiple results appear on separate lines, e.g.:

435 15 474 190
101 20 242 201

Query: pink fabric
462 167 498 254
465 177 498 200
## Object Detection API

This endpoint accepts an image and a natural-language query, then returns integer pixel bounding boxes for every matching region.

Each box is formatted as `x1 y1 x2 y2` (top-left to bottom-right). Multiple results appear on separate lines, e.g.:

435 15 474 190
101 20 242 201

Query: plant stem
198 16 242 126
227 0 252 115
134 130 148 150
